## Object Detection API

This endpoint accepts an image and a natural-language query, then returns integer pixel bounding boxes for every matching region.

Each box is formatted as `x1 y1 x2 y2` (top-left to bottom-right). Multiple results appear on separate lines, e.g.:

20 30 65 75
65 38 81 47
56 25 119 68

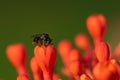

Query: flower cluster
5 13 120 80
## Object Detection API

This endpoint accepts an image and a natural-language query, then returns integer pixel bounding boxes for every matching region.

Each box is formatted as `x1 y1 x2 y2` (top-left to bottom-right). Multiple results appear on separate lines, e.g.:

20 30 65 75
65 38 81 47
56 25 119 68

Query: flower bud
95 42 110 62
30 57 43 80
69 49 81 62
86 14 107 41
6 43 27 68
69 60 83 76
34 45 56 71
58 40 72 66
30 57 40 74
6 43 28 76
34 45 56 80
74 33 91 50
113 43 120 58
58 39 72 57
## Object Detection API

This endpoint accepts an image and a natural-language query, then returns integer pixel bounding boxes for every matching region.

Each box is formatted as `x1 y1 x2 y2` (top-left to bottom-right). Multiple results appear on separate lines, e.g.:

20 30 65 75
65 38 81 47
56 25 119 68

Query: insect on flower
32 33 52 46
33 33 56 80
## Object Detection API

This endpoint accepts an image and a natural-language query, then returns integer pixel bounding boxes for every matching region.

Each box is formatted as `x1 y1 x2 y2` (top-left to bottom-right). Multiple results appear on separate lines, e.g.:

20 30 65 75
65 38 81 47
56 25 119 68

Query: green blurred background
0 0 120 80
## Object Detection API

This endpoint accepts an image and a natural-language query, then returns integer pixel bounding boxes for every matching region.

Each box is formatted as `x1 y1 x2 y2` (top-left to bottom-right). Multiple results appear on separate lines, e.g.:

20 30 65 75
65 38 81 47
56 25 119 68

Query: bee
32 33 52 46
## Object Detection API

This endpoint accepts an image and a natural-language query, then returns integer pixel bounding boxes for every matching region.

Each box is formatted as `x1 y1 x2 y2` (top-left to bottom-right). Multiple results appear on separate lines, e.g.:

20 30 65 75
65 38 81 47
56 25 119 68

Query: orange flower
34 45 56 80
113 43 120 58
6 43 28 75
58 39 72 66
86 14 107 45
110 59 120 73
93 62 119 80
30 57 43 80
95 41 110 63
34 45 56 71
69 49 81 62
93 42 119 80
69 60 83 80
74 33 91 50
61 67 74 80
58 39 72 57
17 75 29 80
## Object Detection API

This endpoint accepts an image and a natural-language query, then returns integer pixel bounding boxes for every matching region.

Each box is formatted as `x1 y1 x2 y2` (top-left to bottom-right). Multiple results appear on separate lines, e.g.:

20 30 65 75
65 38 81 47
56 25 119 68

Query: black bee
32 33 52 46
